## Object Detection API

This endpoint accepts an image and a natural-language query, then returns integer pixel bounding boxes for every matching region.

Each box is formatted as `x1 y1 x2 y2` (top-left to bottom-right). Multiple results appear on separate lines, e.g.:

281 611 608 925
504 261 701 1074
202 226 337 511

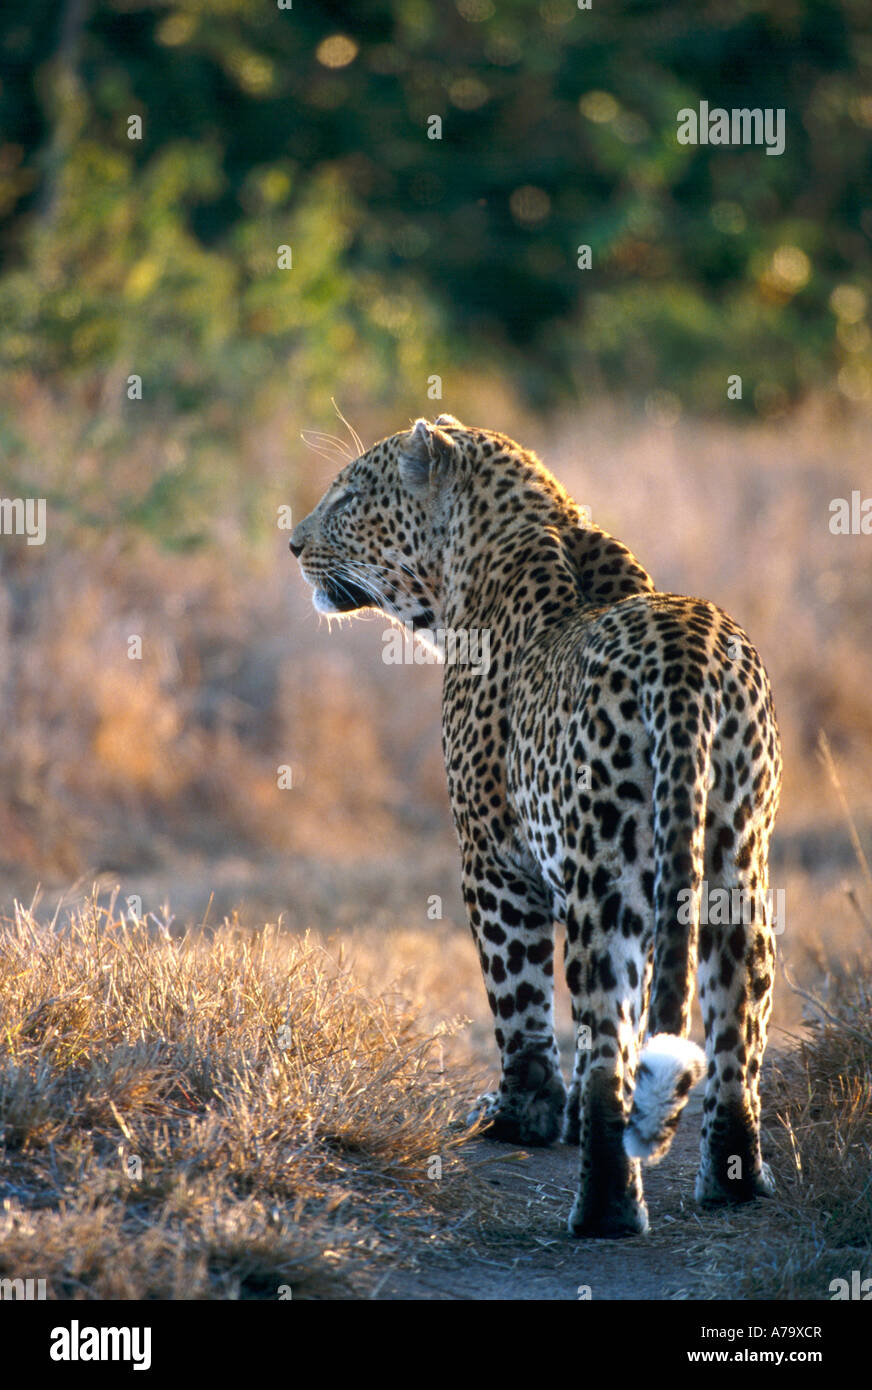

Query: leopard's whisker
331 398 366 459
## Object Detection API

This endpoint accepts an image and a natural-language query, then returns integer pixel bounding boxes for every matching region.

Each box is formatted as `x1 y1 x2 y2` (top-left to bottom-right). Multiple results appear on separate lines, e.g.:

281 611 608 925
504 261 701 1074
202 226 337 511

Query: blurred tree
1 0 871 423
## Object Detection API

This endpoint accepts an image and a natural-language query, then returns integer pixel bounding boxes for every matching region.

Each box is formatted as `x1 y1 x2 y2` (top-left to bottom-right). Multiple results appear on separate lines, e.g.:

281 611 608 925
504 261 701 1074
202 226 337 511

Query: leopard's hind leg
694 807 777 1205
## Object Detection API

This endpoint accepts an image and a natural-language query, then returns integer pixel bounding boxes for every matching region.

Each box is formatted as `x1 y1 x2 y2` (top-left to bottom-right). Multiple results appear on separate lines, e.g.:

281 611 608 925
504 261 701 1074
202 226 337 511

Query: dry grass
0 897 491 1299
749 897 872 1298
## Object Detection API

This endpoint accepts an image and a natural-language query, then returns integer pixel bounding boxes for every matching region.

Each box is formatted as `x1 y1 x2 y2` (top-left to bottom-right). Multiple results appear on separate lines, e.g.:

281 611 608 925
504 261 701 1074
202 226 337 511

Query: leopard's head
289 414 476 630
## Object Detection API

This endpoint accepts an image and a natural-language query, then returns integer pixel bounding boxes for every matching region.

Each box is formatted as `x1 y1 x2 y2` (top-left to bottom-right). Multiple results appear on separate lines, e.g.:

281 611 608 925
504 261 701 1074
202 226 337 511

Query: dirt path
376 1090 745 1300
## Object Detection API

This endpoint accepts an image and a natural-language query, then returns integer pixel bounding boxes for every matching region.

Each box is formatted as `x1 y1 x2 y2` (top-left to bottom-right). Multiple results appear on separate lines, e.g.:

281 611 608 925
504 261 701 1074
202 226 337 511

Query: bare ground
373 1087 773 1301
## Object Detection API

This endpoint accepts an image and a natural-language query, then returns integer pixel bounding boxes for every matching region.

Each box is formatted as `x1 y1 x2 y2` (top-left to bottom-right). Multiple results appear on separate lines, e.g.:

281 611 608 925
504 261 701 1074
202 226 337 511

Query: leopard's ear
398 418 458 491
435 413 463 429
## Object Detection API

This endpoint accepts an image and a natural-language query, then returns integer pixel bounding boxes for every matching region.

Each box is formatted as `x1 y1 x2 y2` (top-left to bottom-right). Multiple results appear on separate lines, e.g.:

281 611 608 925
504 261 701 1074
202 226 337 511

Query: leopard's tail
624 689 712 1164
624 1034 707 1163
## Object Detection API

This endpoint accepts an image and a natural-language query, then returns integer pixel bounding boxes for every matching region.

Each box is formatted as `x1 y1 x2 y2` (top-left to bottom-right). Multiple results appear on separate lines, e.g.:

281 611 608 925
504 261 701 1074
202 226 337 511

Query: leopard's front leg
461 849 566 1146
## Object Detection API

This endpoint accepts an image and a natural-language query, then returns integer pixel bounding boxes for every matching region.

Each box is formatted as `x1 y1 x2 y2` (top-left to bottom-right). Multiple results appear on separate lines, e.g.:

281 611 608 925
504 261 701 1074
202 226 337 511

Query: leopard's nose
289 537 303 557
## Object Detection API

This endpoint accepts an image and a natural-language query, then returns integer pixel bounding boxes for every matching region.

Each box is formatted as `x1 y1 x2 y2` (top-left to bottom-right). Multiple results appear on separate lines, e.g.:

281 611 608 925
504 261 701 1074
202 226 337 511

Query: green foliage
1 0 872 448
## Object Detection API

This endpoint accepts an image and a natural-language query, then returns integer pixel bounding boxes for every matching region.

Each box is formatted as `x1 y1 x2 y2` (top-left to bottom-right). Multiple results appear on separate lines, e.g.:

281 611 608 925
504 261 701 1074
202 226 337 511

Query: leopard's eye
327 490 357 517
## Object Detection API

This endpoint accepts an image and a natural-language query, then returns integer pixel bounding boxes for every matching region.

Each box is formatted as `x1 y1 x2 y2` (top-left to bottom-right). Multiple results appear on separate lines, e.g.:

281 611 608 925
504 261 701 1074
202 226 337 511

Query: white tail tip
624 1034 706 1164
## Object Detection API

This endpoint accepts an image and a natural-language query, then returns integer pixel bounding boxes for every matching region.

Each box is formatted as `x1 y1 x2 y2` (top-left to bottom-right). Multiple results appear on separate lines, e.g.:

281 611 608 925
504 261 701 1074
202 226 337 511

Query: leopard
289 415 782 1237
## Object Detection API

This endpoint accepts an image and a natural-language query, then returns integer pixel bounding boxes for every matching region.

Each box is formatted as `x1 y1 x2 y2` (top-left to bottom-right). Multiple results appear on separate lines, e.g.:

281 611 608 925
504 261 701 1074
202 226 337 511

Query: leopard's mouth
310 574 380 615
